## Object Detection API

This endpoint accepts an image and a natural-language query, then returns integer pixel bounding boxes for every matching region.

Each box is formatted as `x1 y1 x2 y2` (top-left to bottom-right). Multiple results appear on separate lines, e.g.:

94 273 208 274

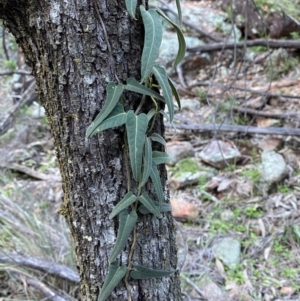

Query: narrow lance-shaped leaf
150 133 166 146
90 103 126 136
125 78 164 101
140 6 163 82
98 261 127 301
126 111 148 182
147 108 156 121
125 0 137 19
168 77 181 110
138 193 162 219
139 137 152 188
175 0 183 28
152 151 171 165
130 265 175 279
109 211 138 262
153 64 174 122
138 201 172 215
156 8 186 67
86 82 124 137
109 192 137 219
150 161 164 203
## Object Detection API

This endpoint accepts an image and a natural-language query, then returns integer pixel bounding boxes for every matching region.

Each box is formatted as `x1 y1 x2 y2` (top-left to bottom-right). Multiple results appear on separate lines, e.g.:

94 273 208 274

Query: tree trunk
0 1 182 300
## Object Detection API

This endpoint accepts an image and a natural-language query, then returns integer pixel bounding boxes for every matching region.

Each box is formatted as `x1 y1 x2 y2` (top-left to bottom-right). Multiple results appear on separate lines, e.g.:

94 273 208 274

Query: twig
0 69 32 76
166 121 300 136
0 252 79 283
188 39 300 53
0 80 36 136
180 273 204 297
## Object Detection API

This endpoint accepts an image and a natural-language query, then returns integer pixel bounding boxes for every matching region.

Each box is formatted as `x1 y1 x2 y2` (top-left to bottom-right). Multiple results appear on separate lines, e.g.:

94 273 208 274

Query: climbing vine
86 1 186 300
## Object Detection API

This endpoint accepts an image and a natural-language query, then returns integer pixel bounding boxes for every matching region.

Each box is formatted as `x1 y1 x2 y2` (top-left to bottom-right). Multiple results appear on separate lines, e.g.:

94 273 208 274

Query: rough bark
0 1 182 300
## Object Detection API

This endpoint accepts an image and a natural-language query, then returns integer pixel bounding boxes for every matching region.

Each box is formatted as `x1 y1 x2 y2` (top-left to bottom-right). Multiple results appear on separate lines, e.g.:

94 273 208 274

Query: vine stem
135 94 146 114
124 225 137 301
92 0 119 83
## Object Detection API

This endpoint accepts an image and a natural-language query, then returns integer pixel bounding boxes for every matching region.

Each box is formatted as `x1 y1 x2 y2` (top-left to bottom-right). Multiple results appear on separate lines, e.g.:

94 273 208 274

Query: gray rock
170 170 215 189
158 31 205 69
259 150 288 194
198 140 241 169
220 209 235 222
197 274 226 301
213 237 241 269
166 141 195 165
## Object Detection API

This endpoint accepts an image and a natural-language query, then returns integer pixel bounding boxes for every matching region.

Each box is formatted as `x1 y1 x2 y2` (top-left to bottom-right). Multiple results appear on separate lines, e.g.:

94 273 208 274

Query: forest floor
1 1 300 300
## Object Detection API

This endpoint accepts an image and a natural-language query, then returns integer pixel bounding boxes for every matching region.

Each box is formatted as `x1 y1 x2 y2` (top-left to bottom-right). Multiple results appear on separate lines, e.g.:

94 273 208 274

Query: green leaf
98 261 127 301
150 161 164 203
90 103 126 136
152 64 174 121
86 82 124 137
147 108 157 121
139 137 152 188
126 111 148 182
175 0 183 28
168 77 181 110
156 8 186 67
130 265 175 279
125 0 137 19
138 201 172 215
140 6 163 82
152 151 171 165
109 192 137 219
109 211 138 262
125 78 164 102
138 193 162 219
150 133 166 146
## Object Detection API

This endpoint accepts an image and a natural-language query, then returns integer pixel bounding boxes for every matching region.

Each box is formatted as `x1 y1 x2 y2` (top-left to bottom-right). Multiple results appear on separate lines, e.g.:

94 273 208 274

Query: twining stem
135 94 146 114
124 133 131 192
123 132 139 301
124 226 137 301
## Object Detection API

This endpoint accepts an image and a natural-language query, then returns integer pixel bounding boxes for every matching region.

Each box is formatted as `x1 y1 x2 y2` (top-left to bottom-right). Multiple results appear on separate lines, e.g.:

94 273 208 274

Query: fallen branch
232 106 300 119
10 272 71 301
0 69 32 76
0 252 79 283
167 122 300 136
189 81 300 100
188 39 300 53
0 162 61 181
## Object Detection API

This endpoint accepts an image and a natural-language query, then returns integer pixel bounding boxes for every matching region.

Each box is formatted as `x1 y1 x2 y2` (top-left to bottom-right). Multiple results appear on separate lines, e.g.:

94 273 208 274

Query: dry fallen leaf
256 117 280 128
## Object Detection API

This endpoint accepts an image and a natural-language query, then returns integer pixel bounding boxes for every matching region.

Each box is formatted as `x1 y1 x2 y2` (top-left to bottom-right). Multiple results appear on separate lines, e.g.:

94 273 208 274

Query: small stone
259 150 288 194
166 141 195 165
220 209 235 222
213 237 241 269
198 140 241 169
197 274 226 301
